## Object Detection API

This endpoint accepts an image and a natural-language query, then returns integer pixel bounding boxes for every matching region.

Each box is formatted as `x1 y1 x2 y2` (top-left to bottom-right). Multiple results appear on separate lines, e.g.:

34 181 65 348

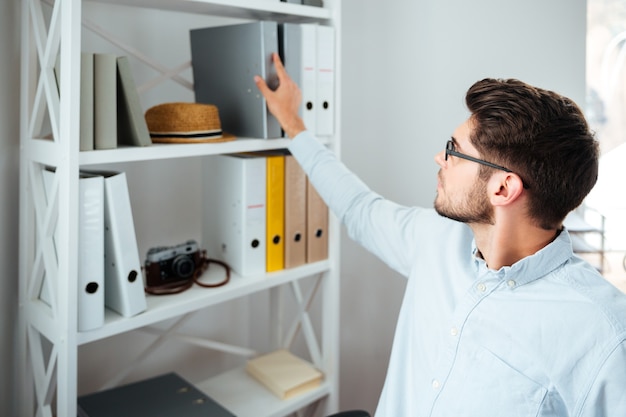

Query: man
255 53 626 416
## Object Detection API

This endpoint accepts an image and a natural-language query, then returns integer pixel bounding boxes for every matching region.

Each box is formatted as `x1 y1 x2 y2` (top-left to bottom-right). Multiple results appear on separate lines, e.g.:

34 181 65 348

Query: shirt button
477 283 487 292
450 327 459 336
432 379 441 389
507 280 516 287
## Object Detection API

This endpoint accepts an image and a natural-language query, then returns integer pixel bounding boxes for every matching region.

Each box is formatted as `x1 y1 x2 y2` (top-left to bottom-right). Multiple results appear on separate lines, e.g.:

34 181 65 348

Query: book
94 53 117 150
80 53 95 151
246 349 323 400
116 55 151 147
77 372 236 417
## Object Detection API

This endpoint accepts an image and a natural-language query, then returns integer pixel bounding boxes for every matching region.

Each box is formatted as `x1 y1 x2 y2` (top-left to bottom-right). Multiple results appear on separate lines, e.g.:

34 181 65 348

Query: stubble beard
434 177 494 225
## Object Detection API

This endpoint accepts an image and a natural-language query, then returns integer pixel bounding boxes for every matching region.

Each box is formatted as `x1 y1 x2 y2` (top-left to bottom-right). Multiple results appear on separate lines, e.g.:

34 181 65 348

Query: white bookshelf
18 1 341 416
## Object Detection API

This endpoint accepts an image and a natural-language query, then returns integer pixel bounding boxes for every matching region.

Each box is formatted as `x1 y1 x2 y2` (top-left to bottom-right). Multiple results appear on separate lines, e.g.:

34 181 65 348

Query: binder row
190 21 335 139
76 53 152 151
202 151 329 277
41 168 147 332
281 22 335 137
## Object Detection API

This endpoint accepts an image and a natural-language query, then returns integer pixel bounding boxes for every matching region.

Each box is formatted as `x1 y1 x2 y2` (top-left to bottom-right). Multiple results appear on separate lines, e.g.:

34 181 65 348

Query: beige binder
284 155 307 268
306 179 328 263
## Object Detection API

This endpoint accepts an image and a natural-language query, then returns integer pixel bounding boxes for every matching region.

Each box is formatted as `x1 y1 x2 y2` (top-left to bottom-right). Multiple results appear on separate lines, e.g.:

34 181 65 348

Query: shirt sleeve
576 338 626 416
288 130 426 276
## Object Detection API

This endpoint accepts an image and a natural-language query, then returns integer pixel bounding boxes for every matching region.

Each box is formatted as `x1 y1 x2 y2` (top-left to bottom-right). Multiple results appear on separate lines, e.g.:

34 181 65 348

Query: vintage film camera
144 240 203 288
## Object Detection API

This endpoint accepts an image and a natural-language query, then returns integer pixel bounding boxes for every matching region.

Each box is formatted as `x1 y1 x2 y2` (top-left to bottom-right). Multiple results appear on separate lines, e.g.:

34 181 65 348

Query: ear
489 172 524 206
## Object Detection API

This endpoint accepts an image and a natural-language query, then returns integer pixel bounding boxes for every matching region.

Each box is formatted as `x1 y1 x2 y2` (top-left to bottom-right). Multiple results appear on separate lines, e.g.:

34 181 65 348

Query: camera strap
144 250 231 295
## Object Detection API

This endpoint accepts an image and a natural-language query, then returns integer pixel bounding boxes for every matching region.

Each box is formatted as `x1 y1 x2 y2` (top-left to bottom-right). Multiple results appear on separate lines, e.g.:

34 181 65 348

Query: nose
434 149 446 168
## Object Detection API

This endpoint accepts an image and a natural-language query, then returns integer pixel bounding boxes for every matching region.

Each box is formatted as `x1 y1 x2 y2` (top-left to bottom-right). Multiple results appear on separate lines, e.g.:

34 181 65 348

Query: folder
284 155 307 269
281 23 318 135
94 53 117 149
315 25 335 136
116 55 152 147
77 372 236 417
77 172 105 331
41 169 106 330
85 170 146 317
80 53 94 151
246 349 323 400
306 179 328 263
265 154 285 272
203 154 266 276
190 21 280 139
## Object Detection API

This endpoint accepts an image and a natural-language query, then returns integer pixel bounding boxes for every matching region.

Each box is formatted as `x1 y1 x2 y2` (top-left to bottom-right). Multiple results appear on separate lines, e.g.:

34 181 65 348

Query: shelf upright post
19 0 82 415
56 0 82 416
321 0 341 414
18 0 35 414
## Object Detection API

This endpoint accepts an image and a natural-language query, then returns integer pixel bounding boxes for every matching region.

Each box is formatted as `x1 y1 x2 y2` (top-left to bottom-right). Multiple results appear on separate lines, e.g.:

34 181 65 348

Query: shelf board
197 366 330 417
79 138 293 165
88 0 331 22
77 260 330 345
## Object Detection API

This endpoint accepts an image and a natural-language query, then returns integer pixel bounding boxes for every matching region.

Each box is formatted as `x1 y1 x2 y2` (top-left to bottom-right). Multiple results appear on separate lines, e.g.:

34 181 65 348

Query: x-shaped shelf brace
24 0 64 414
96 274 325 392
82 12 194 93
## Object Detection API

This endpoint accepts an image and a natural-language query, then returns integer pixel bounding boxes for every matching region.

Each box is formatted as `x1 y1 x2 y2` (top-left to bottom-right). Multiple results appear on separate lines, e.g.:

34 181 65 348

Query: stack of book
77 53 152 151
246 349 323 400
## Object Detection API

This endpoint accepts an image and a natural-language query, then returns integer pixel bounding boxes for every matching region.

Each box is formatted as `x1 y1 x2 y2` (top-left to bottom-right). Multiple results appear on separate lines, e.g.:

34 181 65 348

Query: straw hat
145 102 236 143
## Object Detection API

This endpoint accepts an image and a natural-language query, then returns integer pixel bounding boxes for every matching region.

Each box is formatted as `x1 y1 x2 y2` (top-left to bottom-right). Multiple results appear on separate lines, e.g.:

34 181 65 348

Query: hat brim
150 132 236 144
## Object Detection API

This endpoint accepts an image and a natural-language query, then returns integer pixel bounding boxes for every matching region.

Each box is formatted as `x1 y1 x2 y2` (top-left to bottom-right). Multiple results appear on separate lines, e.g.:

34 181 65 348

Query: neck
470 218 559 270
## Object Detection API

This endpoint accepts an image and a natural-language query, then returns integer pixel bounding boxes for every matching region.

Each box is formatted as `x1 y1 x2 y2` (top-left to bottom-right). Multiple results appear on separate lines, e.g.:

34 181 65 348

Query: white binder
282 23 318 135
41 169 106 331
87 170 146 317
80 53 94 151
77 172 106 330
202 154 266 276
315 25 335 136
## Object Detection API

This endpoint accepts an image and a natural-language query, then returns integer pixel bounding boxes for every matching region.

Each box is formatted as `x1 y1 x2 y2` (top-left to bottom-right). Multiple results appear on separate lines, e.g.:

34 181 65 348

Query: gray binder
77 372 236 417
190 21 281 139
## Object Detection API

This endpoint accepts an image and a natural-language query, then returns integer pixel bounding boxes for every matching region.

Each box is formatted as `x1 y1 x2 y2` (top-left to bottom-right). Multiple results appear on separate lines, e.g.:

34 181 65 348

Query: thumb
254 75 272 98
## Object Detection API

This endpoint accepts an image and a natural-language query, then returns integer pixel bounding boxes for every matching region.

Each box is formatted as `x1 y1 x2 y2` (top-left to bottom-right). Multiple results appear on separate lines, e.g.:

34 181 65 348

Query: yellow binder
266 154 285 272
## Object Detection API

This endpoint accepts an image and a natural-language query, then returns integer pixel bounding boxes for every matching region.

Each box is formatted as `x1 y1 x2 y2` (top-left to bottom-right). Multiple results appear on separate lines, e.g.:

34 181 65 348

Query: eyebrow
450 136 462 151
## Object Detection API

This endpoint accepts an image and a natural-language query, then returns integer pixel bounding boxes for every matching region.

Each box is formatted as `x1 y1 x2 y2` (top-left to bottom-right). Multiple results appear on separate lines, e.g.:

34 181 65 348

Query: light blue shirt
289 131 626 417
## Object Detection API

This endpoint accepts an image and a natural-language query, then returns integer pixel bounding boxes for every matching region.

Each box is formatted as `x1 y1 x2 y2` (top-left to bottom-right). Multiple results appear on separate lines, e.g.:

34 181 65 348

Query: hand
254 53 306 138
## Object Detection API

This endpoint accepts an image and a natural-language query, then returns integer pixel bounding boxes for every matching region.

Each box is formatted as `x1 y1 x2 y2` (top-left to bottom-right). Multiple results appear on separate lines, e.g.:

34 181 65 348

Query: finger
272 52 288 79
254 75 272 97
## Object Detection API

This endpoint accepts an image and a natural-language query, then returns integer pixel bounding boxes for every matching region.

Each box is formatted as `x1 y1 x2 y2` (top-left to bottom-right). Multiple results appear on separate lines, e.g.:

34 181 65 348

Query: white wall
1 0 21 416
1 1 586 416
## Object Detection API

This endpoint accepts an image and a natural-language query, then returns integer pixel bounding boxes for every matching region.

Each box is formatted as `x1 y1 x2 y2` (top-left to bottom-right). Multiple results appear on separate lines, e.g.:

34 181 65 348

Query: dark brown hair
465 78 599 230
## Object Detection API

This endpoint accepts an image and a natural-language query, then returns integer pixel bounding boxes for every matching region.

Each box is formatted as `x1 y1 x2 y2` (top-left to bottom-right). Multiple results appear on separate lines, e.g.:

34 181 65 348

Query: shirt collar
471 230 574 286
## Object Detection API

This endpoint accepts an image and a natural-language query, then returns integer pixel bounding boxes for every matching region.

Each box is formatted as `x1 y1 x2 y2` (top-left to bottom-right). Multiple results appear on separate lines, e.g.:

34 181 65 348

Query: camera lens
171 255 195 279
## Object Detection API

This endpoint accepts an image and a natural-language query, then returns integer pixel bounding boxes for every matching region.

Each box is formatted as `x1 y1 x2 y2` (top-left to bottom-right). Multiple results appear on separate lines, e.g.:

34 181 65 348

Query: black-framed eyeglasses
445 140 529 189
